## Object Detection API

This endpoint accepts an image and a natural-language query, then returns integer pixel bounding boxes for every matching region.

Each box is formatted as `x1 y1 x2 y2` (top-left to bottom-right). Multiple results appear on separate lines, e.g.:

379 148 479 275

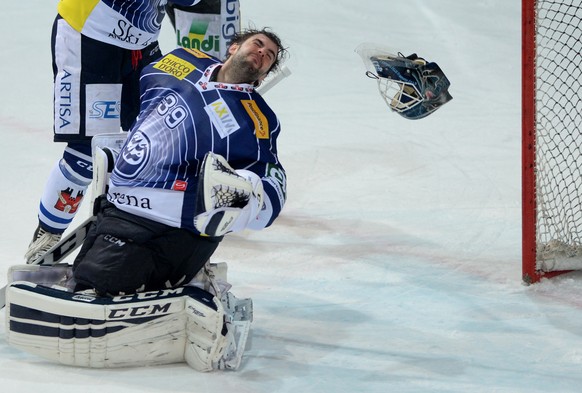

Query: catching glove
194 152 264 237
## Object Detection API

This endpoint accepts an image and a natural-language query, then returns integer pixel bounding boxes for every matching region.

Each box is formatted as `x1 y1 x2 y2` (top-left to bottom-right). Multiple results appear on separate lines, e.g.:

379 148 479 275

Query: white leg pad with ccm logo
5 279 248 371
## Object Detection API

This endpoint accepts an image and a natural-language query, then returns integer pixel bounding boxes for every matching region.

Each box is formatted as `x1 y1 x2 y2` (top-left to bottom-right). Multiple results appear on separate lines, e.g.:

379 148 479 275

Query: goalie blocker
5 270 252 371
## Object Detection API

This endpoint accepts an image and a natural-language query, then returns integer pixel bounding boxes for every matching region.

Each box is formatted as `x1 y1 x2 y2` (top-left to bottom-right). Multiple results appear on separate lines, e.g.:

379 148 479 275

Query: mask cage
375 76 424 113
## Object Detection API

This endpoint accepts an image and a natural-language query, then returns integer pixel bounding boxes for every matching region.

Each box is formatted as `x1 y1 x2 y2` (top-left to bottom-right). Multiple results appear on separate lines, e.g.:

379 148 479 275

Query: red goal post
522 0 582 284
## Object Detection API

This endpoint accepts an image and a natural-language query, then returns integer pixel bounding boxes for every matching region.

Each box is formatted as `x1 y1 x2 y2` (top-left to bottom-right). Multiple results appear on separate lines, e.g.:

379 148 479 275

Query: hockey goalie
5 6 289 371
356 43 452 120
3 136 261 372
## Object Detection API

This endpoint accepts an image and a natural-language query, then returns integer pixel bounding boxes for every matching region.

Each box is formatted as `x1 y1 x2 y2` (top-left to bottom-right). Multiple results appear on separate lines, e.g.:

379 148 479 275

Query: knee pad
5 281 229 371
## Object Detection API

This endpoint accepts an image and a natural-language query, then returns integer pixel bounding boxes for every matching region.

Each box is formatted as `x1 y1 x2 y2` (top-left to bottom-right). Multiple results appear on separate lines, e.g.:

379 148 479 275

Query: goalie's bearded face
225 34 278 84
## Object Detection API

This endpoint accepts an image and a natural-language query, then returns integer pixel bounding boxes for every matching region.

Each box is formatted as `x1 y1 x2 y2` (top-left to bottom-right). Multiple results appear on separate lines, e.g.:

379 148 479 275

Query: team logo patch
153 54 196 80
205 98 240 138
114 131 151 179
54 188 84 214
241 100 269 139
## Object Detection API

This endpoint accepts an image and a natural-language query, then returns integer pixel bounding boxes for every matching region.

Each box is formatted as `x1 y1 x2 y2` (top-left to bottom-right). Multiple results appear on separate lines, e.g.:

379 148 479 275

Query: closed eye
253 38 276 63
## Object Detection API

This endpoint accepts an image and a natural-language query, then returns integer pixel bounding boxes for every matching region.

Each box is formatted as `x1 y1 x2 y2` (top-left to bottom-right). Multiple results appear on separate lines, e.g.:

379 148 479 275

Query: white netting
534 1 582 271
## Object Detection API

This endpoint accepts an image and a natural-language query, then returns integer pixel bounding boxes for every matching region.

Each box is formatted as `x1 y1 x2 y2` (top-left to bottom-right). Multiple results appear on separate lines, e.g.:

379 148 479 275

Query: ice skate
24 225 62 264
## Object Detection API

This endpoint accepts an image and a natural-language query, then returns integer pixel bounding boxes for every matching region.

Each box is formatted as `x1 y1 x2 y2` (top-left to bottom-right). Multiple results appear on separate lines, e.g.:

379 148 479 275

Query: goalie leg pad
184 295 228 372
8 264 74 290
5 283 243 371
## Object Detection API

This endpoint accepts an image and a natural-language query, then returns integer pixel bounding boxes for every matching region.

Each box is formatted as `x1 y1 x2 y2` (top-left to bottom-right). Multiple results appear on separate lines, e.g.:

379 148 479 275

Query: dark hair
226 28 288 74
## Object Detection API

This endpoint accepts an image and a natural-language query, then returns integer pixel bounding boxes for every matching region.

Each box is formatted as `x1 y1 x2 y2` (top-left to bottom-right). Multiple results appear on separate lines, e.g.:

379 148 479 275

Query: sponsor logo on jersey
153 54 196 80
109 20 151 46
108 191 152 210
205 98 240 138
85 84 122 136
241 100 269 139
177 21 219 54
88 100 120 119
57 69 74 129
104 0 165 46
114 131 151 179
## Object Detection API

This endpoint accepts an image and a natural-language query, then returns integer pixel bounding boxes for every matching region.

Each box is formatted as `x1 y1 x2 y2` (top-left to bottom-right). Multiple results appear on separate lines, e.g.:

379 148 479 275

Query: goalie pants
52 15 162 141
73 199 223 296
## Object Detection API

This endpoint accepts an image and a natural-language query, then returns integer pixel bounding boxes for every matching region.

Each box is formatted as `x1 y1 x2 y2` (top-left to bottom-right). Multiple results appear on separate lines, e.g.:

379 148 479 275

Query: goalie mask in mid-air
356 43 452 120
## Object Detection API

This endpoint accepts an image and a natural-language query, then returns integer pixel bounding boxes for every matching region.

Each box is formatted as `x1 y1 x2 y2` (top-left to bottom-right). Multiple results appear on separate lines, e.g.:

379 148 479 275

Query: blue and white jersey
58 0 201 50
109 48 287 234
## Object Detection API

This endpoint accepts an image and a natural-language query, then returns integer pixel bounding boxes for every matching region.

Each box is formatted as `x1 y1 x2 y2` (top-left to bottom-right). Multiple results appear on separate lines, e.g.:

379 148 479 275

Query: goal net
522 0 582 283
